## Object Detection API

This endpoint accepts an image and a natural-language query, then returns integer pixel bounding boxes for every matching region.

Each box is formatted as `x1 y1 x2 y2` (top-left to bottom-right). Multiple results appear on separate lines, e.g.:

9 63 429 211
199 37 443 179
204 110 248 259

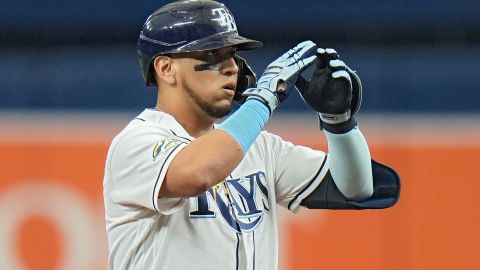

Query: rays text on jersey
190 171 269 233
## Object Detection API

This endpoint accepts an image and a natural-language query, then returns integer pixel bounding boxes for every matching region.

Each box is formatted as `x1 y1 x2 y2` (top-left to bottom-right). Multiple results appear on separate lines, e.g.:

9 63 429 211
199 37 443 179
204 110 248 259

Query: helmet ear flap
146 63 157 86
234 55 256 104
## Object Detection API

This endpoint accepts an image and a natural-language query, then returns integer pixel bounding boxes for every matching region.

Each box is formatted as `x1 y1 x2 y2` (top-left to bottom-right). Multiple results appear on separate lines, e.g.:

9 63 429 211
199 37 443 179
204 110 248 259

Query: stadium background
1 0 479 269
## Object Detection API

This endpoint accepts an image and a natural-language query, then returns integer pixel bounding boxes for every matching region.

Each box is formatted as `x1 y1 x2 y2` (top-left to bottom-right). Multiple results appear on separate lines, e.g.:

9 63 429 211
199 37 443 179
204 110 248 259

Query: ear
153 56 176 85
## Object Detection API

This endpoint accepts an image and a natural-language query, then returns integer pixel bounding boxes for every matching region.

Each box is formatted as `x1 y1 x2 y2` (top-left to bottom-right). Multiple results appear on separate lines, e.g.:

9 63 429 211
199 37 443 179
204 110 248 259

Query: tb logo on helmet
211 8 237 31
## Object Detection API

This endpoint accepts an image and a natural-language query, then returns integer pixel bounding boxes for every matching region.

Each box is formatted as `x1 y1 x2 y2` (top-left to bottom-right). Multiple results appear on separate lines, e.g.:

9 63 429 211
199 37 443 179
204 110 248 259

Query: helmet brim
166 31 263 54
141 32 262 86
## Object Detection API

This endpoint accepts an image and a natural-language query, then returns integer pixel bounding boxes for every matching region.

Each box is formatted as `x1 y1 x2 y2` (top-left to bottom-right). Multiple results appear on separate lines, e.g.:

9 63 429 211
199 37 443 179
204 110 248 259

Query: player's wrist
318 113 357 134
319 110 352 125
217 99 270 153
243 87 280 114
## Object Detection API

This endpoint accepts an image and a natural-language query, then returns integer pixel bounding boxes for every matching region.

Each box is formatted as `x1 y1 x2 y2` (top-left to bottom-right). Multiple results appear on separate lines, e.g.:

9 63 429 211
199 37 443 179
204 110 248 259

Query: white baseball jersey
103 108 329 270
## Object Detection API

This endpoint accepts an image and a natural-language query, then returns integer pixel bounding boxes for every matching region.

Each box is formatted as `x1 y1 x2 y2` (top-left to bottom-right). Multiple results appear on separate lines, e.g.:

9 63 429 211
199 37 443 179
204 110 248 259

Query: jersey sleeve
107 125 188 215
260 132 329 213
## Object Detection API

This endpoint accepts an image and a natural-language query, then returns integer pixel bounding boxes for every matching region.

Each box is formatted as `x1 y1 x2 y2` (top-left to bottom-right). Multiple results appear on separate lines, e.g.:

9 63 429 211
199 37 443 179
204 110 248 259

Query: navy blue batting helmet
137 0 263 86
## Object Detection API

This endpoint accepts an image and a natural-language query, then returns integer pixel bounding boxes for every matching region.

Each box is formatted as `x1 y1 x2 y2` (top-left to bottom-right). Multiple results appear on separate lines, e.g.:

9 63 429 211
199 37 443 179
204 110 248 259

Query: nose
221 56 239 76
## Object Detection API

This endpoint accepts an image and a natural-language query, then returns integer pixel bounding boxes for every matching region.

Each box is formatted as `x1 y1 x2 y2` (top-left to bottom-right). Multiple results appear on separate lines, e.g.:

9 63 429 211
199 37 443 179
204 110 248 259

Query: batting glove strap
319 110 352 124
319 113 358 134
243 87 280 115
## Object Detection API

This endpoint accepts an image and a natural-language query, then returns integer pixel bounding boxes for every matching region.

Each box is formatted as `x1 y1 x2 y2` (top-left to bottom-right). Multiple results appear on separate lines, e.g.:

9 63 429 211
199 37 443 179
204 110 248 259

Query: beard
180 77 233 119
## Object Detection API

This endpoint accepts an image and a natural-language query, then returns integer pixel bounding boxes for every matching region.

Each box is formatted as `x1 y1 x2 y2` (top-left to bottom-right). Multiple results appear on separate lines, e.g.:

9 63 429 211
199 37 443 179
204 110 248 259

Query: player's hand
242 40 317 114
296 48 363 133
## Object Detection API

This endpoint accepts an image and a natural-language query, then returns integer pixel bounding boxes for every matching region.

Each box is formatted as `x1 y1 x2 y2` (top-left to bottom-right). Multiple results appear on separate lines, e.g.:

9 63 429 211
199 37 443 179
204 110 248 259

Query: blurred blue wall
1 0 479 112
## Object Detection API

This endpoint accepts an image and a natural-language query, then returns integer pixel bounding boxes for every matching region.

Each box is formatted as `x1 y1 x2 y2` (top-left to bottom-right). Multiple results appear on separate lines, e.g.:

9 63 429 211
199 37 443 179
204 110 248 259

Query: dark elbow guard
300 159 400 210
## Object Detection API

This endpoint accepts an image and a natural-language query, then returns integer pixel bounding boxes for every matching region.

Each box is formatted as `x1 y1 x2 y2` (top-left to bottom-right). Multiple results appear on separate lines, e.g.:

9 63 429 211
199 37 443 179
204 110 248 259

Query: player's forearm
162 129 244 197
325 127 373 201
293 47 373 200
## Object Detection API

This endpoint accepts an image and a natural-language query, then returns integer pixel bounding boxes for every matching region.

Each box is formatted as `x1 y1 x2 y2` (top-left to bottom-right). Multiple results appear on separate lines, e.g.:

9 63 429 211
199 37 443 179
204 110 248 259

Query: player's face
171 47 239 118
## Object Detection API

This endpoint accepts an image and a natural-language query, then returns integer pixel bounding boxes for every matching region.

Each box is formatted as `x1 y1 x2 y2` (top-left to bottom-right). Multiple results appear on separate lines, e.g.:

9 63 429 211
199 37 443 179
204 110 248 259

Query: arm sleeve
108 126 188 215
324 127 374 200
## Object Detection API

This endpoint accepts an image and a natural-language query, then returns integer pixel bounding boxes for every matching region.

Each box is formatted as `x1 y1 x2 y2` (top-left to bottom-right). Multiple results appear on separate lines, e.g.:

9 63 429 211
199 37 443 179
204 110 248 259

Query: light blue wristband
217 99 270 153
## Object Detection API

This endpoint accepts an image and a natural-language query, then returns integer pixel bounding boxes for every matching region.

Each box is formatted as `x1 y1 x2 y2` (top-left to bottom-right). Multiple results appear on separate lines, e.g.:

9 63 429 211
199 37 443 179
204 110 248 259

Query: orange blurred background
1 113 479 270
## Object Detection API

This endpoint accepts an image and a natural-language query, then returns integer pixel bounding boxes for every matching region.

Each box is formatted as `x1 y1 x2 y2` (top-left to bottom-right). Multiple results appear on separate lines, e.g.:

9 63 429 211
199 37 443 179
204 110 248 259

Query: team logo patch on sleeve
152 139 179 160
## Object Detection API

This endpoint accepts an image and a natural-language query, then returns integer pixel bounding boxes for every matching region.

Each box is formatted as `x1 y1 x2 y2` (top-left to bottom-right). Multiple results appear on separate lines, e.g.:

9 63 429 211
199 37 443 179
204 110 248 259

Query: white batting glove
242 40 317 113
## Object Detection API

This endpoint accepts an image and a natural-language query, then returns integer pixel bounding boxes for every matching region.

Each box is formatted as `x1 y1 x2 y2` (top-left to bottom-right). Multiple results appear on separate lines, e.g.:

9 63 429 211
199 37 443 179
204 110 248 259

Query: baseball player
103 1 400 269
